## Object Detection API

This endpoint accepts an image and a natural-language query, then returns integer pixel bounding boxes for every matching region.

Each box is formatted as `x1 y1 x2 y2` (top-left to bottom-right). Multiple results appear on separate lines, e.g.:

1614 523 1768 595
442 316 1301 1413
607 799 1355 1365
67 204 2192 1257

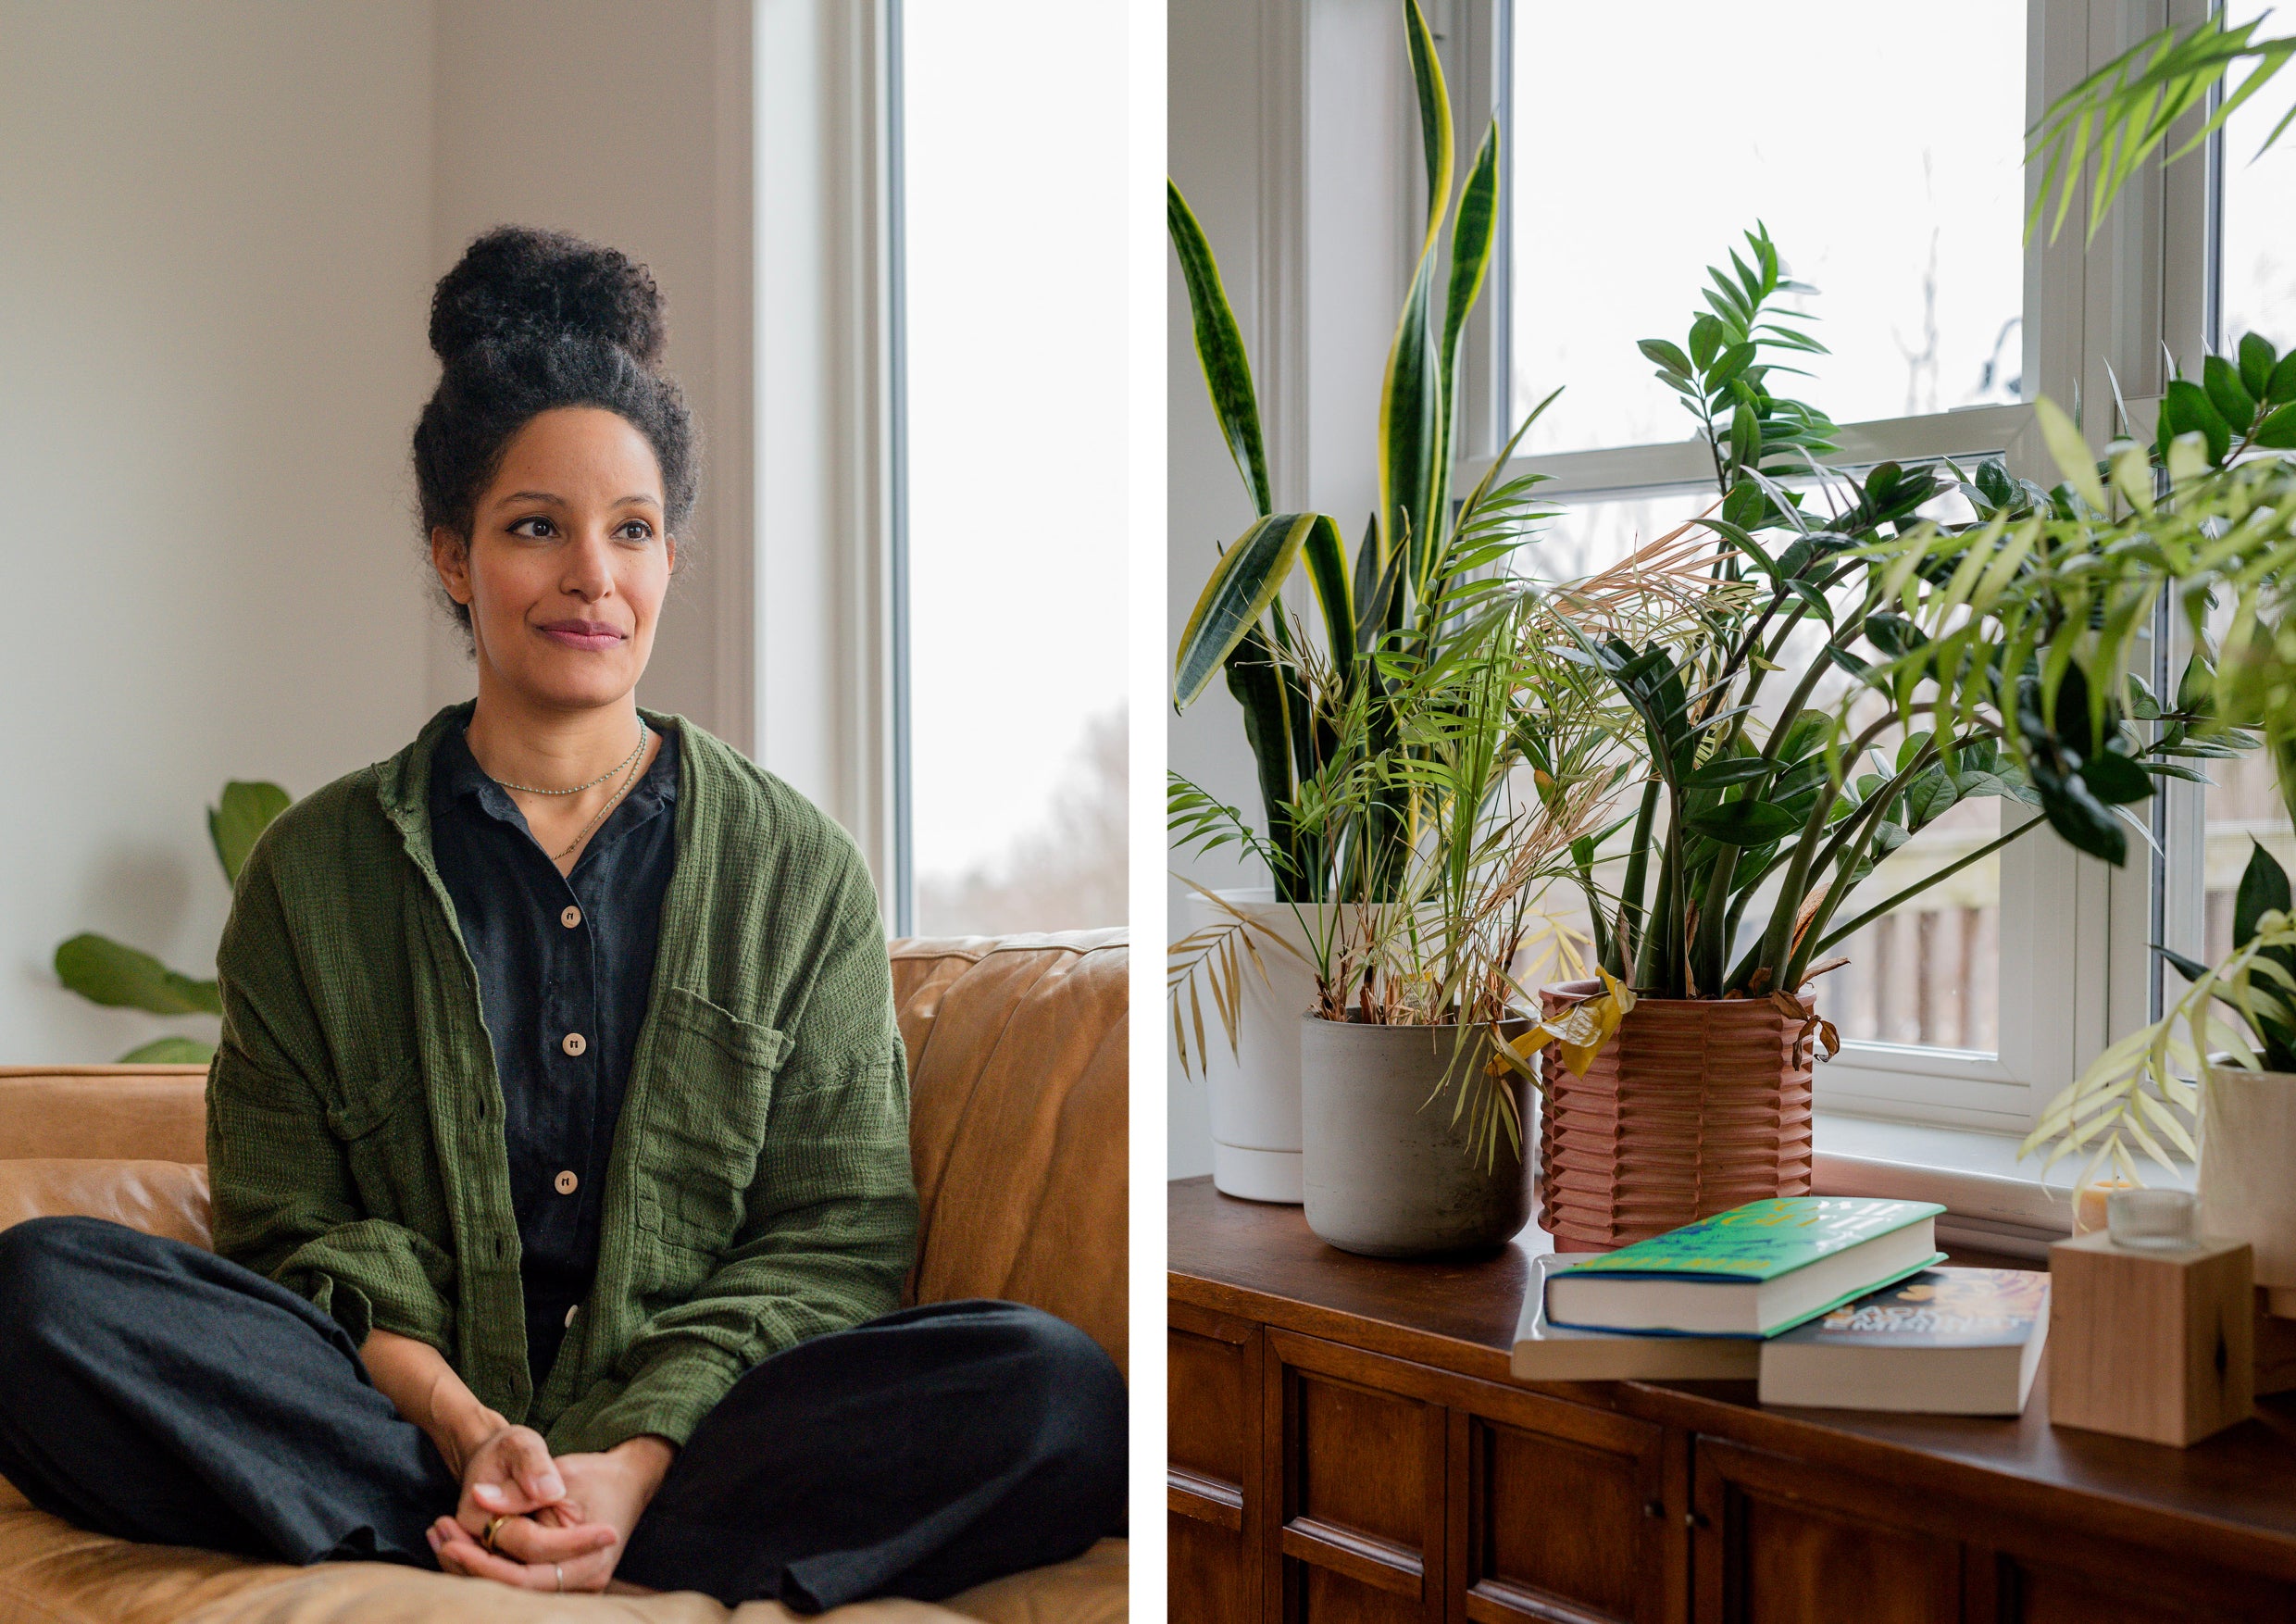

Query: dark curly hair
413 226 698 631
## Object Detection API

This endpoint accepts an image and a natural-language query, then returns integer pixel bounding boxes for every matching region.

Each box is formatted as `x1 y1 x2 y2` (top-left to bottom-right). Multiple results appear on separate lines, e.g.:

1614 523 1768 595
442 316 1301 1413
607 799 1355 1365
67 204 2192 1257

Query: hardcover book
1543 1197 1947 1338
1758 1267 2051 1414
1511 1254 1762 1381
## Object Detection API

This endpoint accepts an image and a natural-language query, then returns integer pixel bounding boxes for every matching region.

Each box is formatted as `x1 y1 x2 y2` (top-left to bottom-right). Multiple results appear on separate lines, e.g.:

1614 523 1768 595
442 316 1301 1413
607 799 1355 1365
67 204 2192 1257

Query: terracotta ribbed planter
1537 980 1817 1251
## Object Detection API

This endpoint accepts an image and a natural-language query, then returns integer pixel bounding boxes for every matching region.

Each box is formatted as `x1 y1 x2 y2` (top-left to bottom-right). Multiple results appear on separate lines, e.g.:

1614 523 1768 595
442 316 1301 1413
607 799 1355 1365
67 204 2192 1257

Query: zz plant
1543 239 2215 1021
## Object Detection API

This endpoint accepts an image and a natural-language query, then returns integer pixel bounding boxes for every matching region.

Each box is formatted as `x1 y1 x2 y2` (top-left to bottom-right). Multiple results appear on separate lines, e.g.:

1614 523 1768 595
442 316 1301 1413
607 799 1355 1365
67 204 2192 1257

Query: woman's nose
559 531 616 601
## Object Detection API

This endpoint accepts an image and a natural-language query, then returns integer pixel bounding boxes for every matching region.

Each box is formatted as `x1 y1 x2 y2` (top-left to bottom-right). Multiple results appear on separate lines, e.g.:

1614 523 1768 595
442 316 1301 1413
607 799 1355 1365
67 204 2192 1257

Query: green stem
1741 713 1898 988
1783 802 1899 993
1691 843 1738 996
1636 849 1674 991
1812 817 2040 957
1611 778 1660 980
1781 734 1968 992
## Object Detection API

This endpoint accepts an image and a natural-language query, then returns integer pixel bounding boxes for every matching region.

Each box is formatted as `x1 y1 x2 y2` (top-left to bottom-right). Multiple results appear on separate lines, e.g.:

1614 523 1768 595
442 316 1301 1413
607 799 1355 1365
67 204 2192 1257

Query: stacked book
1513 1196 2050 1415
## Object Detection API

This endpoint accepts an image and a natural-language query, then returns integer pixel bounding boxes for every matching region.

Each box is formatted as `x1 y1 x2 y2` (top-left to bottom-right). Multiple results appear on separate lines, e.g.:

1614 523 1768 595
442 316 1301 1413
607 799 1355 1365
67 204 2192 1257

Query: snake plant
1169 0 1553 906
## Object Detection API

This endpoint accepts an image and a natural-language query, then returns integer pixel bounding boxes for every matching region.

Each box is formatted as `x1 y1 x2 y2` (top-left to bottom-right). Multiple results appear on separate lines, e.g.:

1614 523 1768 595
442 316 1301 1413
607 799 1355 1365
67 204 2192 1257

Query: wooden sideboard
1168 1176 2296 1623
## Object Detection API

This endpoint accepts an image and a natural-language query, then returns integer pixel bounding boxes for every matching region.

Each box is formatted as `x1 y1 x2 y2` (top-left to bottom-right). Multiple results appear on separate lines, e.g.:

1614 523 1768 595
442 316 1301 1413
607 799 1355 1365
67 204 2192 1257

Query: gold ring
480 1513 511 1552
554 1563 565 1593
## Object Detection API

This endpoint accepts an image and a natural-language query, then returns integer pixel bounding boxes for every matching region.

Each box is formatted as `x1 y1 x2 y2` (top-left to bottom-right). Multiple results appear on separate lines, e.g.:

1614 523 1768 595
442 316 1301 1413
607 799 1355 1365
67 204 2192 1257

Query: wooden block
2049 1230 2253 1447
2257 1289 2296 1399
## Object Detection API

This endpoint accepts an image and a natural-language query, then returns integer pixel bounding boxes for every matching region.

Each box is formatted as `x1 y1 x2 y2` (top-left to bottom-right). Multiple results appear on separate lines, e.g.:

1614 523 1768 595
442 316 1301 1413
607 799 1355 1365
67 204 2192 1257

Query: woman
0 228 1125 1609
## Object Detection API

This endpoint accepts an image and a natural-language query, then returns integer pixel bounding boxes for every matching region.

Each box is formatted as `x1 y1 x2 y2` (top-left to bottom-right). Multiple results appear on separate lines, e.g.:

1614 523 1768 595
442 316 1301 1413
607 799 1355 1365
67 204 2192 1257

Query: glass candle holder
2106 1187 2200 1251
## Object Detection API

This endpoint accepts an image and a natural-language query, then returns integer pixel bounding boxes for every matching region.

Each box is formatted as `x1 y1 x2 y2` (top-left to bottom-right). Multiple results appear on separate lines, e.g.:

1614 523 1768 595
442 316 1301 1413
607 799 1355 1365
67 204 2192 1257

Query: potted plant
1982 343 2296 1312
1178 472 1641 1253
1504 230 2246 1250
1167 0 1551 1202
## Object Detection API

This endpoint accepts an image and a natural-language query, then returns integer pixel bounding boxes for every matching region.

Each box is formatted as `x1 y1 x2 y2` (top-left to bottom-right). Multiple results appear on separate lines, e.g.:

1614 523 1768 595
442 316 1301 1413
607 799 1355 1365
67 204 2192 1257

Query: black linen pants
0 1217 1126 1613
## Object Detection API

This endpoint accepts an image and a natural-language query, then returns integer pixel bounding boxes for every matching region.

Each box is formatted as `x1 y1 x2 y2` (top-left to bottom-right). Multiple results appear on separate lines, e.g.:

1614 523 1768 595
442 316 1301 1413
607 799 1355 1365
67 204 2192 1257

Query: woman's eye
618 520 654 541
510 517 555 539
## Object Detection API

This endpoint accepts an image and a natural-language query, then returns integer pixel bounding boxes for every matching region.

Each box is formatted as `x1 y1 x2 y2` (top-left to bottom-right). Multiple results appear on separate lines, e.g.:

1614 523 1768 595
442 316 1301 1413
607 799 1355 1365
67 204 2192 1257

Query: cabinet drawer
1171 1302 1263 1624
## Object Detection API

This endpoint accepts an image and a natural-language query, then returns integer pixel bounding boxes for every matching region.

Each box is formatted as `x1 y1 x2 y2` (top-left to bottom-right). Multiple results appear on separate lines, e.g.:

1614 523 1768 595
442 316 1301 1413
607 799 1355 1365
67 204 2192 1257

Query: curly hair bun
429 225 667 368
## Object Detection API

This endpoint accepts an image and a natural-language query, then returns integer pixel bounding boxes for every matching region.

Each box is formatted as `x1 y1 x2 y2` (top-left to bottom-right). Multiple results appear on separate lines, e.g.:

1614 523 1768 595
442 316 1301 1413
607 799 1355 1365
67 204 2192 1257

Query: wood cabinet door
1448 1379 1679 1624
1986 1548 2296 1624
1171 1300 1264 1624
1692 1436 1966 1624
1267 1330 1448 1624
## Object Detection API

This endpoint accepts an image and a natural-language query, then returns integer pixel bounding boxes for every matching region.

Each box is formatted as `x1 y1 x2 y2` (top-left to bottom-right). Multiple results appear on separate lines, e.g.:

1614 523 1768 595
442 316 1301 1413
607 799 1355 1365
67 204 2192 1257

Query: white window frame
1441 0 2218 1144
752 0 903 923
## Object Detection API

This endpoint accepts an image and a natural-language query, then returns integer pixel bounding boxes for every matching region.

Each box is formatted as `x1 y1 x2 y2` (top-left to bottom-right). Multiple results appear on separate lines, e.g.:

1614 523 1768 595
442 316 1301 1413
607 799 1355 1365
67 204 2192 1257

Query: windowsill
1812 1111 2196 1260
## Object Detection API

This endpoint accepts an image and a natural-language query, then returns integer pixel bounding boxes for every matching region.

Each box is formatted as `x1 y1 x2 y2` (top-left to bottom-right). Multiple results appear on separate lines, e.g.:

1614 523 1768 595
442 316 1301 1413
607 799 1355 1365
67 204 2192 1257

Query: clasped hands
428 1423 675 1593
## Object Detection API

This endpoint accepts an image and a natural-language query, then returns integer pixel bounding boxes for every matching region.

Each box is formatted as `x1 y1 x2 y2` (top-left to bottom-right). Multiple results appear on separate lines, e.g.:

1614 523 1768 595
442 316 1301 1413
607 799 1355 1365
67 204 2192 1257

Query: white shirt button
561 1031 587 1056
561 906 581 929
553 1169 579 1195
564 1304 580 1328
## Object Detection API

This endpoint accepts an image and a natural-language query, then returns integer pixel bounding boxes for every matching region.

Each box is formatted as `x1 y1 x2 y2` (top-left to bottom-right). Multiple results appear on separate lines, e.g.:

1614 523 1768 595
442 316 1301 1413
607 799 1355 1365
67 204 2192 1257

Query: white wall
1167 0 1270 1176
1 0 755 1064
1167 0 1414 1176
429 0 754 745
1 0 439 1063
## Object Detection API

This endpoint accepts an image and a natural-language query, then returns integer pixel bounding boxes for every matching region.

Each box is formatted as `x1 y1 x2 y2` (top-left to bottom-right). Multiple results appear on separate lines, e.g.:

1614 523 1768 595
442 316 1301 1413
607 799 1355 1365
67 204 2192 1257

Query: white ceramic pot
1179 889 1327 1202
1299 1015 1533 1257
2201 1066 2296 1318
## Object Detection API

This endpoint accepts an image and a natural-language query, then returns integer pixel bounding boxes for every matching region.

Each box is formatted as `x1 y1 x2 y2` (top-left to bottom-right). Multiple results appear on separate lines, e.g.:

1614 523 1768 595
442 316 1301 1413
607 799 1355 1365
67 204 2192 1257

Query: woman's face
432 406 676 713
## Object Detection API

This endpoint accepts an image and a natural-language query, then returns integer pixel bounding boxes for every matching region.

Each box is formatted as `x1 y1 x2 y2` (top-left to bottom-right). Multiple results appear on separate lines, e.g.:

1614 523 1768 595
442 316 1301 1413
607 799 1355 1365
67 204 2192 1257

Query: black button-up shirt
429 722 680 1388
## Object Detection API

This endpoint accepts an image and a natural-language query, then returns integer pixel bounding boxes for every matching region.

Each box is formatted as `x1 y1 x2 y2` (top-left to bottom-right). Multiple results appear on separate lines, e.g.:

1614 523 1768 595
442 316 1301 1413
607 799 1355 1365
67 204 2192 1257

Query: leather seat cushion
0 1502 1126 1623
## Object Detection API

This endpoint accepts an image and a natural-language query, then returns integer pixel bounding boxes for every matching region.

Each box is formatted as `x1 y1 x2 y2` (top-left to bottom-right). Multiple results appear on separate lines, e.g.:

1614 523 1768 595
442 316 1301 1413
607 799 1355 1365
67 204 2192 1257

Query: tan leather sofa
0 931 1129 1624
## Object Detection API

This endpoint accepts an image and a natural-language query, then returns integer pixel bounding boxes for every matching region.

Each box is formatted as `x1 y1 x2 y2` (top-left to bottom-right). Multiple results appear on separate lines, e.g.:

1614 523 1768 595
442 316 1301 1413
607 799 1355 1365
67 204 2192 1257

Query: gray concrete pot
1299 1015 1533 1257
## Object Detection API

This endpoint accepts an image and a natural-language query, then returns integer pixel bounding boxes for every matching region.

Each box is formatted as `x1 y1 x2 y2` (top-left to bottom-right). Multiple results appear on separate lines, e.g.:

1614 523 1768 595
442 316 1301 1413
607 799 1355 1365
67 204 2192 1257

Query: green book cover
1554 1198 1946 1283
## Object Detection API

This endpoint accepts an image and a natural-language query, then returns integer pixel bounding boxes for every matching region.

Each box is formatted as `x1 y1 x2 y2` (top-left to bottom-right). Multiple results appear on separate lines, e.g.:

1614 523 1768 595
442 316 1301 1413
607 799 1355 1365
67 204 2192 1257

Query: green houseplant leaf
1167 181 1273 518
2026 14 2296 243
2234 838 2292 951
1427 119 1501 560
119 1036 218 1065
1172 513 1339 709
55 933 221 1016
1376 0 1456 594
209 780 292 887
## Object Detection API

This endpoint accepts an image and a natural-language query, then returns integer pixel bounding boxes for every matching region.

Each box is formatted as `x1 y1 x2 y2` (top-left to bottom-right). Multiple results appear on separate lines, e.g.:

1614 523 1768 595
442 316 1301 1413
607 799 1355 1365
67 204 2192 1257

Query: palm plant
54 780 290 1063
2028 10 2296 244
1168 0 1549 906
1174 512 1642 1158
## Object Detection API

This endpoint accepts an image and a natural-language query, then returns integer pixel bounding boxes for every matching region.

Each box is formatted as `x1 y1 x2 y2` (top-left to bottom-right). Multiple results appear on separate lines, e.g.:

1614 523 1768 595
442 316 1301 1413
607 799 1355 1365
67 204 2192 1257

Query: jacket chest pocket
327 1056 439 1223
643 986 789 1257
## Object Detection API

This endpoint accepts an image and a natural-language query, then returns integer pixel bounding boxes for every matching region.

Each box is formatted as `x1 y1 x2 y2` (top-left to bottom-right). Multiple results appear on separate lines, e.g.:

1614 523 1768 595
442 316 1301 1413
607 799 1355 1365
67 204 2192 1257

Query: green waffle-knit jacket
205 702 917 1455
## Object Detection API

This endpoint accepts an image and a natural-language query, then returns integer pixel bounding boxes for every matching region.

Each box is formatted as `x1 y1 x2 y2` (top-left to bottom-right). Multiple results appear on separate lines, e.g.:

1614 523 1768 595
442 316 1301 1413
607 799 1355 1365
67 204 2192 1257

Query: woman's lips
538 620 629 652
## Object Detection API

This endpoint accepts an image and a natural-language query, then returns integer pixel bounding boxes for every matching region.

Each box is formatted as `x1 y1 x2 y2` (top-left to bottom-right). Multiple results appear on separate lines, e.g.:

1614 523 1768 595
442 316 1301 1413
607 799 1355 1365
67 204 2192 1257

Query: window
1477 0 2222 1136
1507 2 2027 457
893 0 1128 938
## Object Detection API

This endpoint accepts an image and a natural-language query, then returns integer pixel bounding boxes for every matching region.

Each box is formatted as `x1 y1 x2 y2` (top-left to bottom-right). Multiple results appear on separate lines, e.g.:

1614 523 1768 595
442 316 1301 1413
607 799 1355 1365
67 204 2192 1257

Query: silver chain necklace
549 721 651 862
488 719 648 795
